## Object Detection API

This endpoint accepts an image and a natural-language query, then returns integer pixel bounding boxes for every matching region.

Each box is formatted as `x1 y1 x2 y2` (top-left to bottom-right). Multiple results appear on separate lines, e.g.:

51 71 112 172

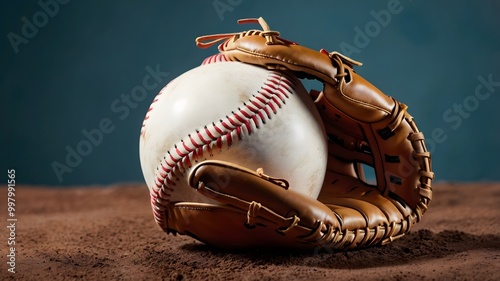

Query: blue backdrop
1 0 499 186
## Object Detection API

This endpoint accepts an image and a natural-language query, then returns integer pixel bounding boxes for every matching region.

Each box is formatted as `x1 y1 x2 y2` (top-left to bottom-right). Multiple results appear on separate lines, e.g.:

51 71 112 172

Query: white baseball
139 61 327 224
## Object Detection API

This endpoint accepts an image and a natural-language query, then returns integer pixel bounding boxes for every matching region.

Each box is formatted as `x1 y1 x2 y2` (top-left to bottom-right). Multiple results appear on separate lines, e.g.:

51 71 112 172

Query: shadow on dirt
178 229 500 269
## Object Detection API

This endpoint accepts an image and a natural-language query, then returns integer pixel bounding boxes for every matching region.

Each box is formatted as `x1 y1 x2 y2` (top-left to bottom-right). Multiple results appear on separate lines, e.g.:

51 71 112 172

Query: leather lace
196 17 297 49
256 167 289 190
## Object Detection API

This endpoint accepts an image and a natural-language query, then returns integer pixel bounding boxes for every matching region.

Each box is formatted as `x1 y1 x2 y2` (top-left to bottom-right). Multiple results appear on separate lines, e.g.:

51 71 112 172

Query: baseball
139 61 327 220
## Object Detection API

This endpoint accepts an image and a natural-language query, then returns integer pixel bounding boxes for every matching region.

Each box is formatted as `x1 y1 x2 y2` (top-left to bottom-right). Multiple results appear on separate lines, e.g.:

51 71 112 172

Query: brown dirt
1 182 499 280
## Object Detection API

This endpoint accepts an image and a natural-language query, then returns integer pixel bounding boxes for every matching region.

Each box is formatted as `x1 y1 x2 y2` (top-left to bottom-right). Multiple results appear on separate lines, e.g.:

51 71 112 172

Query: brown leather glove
153 17 434 251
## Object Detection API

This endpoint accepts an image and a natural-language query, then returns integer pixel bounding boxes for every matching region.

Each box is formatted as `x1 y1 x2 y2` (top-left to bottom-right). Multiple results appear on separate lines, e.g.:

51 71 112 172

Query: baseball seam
141 84 169 137
142 54 227 136
149 69 297 228
202 54 228 65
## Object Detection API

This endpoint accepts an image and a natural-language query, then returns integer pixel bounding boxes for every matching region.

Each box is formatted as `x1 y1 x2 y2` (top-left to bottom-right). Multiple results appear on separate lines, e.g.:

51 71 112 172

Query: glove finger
188 160 340 232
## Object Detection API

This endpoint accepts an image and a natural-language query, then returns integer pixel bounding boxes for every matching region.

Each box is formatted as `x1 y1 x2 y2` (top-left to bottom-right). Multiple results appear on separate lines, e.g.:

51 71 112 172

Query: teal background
1 0 499 185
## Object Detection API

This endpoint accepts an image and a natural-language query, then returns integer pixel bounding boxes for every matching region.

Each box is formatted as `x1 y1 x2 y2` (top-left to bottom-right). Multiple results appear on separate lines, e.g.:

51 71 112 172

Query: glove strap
196 17 295 49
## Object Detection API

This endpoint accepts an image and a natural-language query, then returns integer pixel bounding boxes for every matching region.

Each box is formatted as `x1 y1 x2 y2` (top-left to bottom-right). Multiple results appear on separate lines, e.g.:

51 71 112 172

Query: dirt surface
1 182 499 280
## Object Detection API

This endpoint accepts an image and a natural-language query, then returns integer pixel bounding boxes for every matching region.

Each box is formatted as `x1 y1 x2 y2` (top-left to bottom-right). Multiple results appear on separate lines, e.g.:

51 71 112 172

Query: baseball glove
157 17 434 251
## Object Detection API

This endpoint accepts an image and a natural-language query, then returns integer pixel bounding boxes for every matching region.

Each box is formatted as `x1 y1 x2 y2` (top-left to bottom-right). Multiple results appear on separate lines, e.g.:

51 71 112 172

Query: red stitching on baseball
244 120 252 134
189 134 200 147
196 130 211 145
268 100 277 113
204 126 216 139
221 120 232 131
271 96 282 108
261 113 268 124
238 107 250 118
181 140 193 153
236 126 243 140
148 67 297 230
202 54 228 65
226 132 233 147
246 103 260 114
252 115 260 129
254 95 267 104
227 115 238 127
168 152 178 163
259 87 274 98
141 87 167 136
216 137 223 150
175 145 186 158
213 122 223 135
